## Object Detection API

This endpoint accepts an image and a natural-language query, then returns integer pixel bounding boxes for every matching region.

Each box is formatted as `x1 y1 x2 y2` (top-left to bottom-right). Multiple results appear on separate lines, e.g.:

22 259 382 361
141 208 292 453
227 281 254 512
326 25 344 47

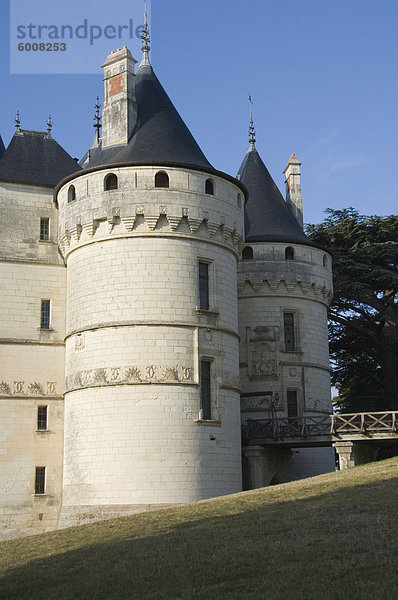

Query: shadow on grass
0 476 397 600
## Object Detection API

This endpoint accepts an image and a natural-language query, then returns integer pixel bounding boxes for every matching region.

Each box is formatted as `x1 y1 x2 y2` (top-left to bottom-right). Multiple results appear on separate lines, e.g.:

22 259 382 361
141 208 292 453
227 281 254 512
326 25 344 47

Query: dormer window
104 173 118 191
68 185 76 203
205 178 214 195
155 171 169 188
285 246 294 260
242 246 254 260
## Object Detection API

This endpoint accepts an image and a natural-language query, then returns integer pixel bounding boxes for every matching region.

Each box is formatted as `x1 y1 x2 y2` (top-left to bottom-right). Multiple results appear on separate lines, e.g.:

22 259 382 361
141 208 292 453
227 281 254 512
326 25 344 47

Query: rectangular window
284 312 295 351
37 406 48 430
41 300 50 329
199 262 209 310
287 391 298 419
200 360 211 420
35 467 46 494
40 218 49 241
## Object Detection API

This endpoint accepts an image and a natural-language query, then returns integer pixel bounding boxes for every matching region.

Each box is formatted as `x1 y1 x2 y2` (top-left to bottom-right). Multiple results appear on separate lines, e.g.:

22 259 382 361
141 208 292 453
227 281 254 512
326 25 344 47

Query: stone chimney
101 46 137 148
283 154 303 229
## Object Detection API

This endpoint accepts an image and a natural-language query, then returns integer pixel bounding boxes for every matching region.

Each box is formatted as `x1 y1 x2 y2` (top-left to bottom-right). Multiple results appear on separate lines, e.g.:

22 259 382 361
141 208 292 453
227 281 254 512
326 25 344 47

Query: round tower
56 43 245 523
237 126 334 488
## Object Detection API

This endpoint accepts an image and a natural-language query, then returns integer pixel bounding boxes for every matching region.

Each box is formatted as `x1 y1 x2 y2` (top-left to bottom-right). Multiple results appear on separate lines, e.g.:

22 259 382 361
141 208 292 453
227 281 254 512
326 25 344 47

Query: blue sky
1 0 397 224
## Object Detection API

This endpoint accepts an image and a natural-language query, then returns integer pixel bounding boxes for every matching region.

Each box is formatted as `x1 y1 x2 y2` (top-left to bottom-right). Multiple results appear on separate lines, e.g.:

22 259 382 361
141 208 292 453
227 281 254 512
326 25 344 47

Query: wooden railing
331 411 397 435
242 411 398 442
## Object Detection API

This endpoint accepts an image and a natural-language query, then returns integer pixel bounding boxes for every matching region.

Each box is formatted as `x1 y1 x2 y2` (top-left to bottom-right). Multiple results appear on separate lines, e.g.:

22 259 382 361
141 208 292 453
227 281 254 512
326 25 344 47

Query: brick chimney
283 153 303 229
101 46 137 148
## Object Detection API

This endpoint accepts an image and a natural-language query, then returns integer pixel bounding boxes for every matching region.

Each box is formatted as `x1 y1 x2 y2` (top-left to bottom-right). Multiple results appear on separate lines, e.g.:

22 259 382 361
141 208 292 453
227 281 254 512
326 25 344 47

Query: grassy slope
0 458 397 600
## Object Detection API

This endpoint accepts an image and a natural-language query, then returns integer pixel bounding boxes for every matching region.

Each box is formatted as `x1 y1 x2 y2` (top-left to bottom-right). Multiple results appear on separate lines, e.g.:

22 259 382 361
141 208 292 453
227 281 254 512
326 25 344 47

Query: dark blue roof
0 135 5 159
0 130 81 187
83 64 213 170
237 144 314 246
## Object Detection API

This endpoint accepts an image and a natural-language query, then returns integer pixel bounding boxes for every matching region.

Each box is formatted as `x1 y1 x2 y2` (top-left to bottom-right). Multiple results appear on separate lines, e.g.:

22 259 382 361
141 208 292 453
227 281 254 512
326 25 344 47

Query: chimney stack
284 153 303 229
101 47 137 148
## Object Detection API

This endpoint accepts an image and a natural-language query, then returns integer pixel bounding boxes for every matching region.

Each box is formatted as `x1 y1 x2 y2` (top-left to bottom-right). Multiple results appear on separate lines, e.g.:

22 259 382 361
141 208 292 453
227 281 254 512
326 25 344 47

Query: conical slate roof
237 144 314 246
0 130 81 187
0 135 5 159
83 64 213 170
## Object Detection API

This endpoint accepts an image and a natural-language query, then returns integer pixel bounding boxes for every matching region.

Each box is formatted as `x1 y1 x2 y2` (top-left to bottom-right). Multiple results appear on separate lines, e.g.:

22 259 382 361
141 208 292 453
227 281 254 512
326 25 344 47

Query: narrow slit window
41 300 50 330
68 185 76 203
284 312 295 351
40 218 49 241
35 467 46 494
199 262 209 310
200 360 211 420
37 406 48 430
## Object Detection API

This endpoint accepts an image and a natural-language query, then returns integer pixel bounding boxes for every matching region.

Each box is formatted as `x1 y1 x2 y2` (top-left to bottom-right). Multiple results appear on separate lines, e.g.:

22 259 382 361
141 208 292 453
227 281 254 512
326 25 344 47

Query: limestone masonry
0 42 334 539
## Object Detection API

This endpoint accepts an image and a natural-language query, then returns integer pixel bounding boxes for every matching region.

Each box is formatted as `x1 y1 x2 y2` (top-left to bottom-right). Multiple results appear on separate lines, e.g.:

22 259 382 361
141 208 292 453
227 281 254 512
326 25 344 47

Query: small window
242 246 254 260
284 312 295 351
41 300 50 330
155 171 169 188
68 185 76 203
37 406 48 431
35 467 46 494
199 262 209 310
285 246 295 260
40 218 49 241
323 254 327 268
205 178 214 195
104 173 118 191
237 193 242 208
200 360 211 420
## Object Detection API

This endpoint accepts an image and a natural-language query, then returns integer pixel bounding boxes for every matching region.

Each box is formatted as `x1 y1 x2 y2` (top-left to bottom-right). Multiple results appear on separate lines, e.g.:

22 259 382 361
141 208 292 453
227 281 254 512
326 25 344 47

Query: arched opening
155 171 169 188
68 185 76 203
205 178 214 195
285 246 295 260
104 173 118 191
242 246 254 260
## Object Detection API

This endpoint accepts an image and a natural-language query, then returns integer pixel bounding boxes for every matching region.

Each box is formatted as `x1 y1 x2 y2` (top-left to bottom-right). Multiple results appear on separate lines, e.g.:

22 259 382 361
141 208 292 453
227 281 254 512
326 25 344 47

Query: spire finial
93 96 101 145
248 93 255 147
140 0 151 68
15 110 21 131
46 114 52 136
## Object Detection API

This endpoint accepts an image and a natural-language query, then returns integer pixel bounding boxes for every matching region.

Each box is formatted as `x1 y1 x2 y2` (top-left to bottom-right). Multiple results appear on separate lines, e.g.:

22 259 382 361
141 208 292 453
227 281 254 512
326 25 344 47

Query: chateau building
0 32 334 538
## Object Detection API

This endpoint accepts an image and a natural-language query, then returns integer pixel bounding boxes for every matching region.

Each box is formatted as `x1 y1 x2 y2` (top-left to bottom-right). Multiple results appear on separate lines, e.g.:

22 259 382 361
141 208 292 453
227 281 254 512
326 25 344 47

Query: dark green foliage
307 209 398 412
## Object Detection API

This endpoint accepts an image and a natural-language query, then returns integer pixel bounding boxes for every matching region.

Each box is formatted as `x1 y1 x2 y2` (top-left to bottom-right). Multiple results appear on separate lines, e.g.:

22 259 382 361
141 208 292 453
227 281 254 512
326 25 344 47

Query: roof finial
15 110 21 131
46 114 52 136
140 0 151 68
93 96 101 145
248 93 255 148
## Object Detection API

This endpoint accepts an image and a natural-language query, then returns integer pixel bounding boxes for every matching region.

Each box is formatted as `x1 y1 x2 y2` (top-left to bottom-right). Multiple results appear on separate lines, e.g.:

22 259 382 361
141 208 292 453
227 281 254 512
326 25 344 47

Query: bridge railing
331 411 397 434
242 411 398 442
242 415 331 440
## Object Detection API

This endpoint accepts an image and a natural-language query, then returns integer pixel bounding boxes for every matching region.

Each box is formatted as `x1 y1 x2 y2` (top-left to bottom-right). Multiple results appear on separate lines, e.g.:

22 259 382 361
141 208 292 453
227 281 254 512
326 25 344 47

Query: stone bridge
242 411 398 470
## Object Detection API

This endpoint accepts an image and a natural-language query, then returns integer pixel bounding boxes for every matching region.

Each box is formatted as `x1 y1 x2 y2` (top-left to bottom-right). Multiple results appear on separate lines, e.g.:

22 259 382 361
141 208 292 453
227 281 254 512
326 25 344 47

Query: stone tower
237 128 335 488
55 41 245 523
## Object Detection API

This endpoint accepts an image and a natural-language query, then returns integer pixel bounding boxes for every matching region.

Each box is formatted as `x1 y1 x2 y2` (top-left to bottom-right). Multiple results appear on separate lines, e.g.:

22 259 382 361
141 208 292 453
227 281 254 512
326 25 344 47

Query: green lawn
0 458 397 600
